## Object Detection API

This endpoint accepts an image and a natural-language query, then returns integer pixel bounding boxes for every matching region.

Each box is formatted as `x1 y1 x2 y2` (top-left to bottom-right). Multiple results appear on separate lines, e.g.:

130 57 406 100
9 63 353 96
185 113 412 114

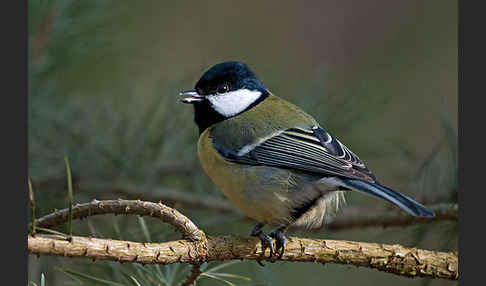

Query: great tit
180 61 434 260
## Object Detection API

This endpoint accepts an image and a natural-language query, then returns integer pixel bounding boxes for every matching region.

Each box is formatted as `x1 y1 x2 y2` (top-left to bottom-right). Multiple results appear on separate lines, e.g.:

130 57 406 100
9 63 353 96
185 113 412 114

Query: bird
179 61 434 262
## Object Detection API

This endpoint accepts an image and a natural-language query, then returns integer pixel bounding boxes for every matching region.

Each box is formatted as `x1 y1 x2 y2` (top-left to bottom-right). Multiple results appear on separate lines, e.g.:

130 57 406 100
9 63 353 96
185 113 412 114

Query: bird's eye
216 84 229 94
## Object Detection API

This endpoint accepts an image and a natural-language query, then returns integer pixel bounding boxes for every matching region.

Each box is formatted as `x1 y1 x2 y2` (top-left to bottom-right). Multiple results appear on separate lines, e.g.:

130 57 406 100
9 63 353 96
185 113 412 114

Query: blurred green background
28 0 457 285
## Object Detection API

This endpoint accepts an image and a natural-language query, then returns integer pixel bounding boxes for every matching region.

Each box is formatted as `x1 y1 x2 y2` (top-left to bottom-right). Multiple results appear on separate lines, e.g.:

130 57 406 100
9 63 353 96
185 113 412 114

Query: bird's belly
198 136 294 224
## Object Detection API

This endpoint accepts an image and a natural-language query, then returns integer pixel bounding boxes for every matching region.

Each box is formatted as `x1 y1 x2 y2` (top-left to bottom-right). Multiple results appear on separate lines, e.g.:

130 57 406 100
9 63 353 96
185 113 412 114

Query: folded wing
221 126 377 182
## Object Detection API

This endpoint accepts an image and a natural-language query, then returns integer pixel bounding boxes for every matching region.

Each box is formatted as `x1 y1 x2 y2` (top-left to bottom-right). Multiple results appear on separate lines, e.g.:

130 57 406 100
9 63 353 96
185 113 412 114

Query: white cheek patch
207 89 262 117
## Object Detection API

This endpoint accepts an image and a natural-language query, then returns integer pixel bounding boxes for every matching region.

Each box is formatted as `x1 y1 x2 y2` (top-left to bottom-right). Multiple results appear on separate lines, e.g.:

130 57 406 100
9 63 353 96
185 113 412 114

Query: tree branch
33 199 205 242
29 199 458 281
179 263 202 286
28 234 458 280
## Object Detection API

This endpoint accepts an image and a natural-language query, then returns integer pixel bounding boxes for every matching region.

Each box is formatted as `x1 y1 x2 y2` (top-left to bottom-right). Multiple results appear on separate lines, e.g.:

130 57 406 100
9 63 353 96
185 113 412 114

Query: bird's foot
269 227 286 260
250 223 275 266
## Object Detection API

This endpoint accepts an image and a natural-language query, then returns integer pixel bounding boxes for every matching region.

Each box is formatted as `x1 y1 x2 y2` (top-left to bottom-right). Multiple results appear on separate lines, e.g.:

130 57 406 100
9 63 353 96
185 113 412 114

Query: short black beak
179 89 204 104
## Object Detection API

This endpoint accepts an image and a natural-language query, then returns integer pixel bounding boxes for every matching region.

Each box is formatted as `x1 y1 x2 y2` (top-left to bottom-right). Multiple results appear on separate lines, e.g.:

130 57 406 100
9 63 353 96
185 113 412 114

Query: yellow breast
195 94 320 225
197 128 293 224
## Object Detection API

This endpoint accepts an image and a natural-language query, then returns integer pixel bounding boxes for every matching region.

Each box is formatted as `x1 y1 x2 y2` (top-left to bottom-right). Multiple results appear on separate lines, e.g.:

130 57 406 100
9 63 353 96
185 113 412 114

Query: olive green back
209 93 319 151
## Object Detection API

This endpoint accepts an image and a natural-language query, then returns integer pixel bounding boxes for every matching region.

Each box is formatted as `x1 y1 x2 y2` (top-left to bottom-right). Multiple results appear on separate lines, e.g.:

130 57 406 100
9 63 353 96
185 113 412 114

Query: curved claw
270 227 286 259
250 223 276 266
260 232 274 258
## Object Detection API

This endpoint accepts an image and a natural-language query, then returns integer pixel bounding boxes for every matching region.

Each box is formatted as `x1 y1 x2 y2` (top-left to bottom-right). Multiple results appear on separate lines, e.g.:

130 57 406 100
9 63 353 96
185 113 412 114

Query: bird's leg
269 225 287 259
250 223 274 265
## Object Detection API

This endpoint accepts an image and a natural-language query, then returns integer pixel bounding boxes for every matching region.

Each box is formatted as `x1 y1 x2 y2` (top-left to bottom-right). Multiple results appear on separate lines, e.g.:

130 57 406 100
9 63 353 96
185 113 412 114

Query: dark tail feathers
342 179 435 217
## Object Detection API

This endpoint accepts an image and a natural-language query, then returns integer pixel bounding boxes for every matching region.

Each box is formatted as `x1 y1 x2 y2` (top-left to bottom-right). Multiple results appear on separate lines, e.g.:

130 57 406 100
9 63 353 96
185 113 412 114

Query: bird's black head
194 61 265 96
180 61 269 134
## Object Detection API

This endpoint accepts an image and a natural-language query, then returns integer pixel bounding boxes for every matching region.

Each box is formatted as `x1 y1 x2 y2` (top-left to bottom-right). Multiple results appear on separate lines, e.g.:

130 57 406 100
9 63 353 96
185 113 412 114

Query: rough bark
28 234 458 280
28 199 458 281
33 199 205 242
179 264 202 286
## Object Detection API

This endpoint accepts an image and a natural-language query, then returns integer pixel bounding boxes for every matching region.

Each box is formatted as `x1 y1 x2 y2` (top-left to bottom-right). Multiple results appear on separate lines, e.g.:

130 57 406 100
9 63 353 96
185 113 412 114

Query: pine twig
28 178 36 235
64 156 73 240
179 264 202 286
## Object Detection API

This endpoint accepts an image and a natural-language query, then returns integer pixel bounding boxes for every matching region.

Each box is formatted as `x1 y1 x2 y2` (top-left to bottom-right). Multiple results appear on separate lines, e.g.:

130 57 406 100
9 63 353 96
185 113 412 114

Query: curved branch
33 200 205 242
28 199 458 280
28 234 458 280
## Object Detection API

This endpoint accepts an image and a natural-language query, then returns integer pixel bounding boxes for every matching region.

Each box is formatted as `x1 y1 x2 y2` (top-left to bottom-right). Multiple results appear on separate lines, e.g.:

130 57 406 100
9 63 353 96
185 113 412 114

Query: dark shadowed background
28 0 457 285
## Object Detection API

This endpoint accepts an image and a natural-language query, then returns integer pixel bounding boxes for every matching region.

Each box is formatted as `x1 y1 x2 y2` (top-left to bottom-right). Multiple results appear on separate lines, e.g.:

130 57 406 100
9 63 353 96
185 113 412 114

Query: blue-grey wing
217 126 377 182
